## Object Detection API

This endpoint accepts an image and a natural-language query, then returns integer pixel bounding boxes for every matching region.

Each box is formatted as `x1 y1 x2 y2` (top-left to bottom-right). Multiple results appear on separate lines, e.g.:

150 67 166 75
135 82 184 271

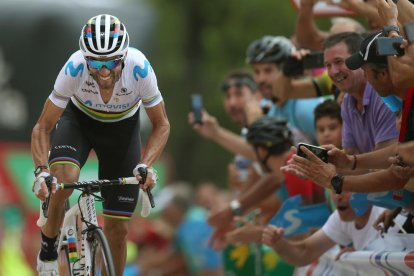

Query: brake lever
137 167 155 208
42 175 53 218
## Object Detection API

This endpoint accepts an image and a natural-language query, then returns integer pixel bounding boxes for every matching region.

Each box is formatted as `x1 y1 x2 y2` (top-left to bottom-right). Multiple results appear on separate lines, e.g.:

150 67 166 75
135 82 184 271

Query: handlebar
55 177 139 190
41 175 155 218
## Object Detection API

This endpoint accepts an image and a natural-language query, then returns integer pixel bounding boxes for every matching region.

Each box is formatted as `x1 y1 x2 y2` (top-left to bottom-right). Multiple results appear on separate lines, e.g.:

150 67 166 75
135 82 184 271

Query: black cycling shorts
49 101 141 220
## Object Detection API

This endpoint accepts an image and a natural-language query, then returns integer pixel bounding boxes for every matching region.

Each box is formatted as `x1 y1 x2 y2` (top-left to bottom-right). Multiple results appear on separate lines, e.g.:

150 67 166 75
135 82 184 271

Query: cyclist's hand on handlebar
32 172 57 201
133 164 158 190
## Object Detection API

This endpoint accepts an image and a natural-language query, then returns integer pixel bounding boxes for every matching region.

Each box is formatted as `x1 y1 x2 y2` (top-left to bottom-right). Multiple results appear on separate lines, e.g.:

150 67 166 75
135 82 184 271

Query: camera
191 94 203 124
282 52 325 77
297 143 328 163
404 21 414 44
376 37 404 57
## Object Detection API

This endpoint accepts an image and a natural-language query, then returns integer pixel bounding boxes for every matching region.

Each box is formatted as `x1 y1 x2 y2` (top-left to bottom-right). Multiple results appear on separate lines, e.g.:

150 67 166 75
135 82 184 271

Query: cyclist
31 14 170 275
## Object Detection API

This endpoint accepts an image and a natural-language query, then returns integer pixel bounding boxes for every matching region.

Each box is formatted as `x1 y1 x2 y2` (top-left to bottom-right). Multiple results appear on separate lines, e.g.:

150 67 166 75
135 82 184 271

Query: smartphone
404 21 414 44
376 37 404 57
283 52 325 77
302 52 325 69
191 94 203 124
297 143 328 163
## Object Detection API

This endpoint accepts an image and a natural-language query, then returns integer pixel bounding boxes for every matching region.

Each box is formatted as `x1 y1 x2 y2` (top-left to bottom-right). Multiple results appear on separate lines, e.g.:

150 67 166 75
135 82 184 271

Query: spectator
208 117 326 247
225 100 343 245
161 183 223 276
323 32 398 154
246 35 328 142
261 191 405 266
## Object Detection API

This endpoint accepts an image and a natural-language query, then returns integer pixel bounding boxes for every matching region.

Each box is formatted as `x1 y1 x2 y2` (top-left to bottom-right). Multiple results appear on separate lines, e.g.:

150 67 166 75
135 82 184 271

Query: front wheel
88 228 115 276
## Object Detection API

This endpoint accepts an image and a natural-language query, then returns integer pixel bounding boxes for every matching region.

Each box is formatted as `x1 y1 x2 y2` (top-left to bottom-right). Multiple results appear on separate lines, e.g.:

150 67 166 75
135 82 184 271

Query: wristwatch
330 174 344 194
383 25 400 37
230 200 243 216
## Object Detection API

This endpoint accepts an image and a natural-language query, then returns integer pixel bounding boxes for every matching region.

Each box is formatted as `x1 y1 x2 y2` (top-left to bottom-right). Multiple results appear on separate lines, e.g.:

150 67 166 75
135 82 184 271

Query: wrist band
351 155 357 170
34 165 49 176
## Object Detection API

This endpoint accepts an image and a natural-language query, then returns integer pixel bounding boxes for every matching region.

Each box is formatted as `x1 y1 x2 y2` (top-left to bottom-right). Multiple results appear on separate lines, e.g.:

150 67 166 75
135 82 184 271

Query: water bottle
234 154 251 182
66 226 78 263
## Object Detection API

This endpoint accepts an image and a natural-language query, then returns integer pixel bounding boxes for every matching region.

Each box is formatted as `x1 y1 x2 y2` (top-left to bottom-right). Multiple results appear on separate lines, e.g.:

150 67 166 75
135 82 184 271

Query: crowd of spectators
186 0 414 274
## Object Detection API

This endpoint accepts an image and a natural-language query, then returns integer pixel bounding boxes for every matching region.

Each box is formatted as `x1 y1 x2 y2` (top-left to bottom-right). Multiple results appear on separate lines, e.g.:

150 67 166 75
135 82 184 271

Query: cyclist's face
88 57 123 90
324 42 365 94
251 63 280 99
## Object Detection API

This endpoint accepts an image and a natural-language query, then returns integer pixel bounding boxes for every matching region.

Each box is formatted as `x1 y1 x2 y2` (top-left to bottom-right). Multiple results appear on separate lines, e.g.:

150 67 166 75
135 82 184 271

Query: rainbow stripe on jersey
71 96 141 122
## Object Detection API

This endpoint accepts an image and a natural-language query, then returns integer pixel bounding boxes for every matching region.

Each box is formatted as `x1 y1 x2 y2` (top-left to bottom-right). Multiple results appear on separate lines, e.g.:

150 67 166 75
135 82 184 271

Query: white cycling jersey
49 48 163 122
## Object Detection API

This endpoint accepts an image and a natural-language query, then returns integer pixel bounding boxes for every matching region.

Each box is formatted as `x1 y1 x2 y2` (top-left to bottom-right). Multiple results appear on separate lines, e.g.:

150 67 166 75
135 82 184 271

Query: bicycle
37 167 155 276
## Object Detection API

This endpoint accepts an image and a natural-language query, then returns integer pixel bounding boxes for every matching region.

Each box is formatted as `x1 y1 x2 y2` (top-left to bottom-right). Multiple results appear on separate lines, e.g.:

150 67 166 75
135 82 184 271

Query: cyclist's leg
41 165 80 237
93 111 141 275
38 102 90 264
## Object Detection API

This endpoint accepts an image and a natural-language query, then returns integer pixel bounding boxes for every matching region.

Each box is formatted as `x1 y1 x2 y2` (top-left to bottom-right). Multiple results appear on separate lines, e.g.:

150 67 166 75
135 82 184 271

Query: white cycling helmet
79 14 129 59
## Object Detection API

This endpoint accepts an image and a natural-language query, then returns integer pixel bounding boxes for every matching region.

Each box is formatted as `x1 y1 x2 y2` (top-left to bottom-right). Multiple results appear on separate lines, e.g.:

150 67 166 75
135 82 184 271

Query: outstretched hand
282 146 337 189
226 217 264 244
188 110 220 140
262 225 284 248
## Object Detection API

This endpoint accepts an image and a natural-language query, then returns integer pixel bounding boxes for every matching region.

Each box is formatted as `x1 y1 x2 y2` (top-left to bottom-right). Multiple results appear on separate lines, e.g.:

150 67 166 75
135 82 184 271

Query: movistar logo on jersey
95 103 131 109
84 100 93 106
65 61 84 77
133 60 151 81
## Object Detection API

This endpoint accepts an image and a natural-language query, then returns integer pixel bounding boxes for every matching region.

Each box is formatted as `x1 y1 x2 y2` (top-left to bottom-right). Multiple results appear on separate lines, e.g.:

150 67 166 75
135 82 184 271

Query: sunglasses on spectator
86 57 123 70
220 78 257 92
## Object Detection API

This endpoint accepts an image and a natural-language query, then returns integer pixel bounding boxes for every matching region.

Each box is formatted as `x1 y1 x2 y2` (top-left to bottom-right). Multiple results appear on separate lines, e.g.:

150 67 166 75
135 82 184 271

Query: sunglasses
220 78 257 92
86 57 123 70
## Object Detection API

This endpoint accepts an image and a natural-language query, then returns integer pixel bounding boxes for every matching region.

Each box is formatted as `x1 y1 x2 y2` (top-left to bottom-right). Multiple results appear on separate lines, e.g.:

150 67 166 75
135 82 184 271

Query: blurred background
0 0 359 274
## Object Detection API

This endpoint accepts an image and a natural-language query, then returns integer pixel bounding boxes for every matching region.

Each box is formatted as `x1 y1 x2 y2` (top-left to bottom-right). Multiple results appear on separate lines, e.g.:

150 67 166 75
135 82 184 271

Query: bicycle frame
37 176 154 275
58 193 98 274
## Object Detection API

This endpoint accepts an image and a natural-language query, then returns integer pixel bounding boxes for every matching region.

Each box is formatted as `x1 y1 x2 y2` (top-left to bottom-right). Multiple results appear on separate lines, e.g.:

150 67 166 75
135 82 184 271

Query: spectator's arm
354 143 397 170
264 227 336 267
396 0 414 25
208 171 283 227
213 126 256 160
343 167 409 192
337 0 381 28
388 55 414 88
295 0 328 50
374 138 398 150
189 110 256 160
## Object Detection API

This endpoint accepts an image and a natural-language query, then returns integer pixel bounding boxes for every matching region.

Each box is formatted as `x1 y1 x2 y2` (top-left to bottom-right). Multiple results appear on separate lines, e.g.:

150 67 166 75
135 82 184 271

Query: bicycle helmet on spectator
246 36 293 64
79 14 129 59
247 116 292 155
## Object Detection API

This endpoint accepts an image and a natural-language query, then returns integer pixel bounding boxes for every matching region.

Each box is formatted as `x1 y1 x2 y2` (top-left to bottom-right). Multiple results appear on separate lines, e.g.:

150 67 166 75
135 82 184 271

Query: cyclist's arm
271 229 335 267
31 99 65 171
142 101 170 167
